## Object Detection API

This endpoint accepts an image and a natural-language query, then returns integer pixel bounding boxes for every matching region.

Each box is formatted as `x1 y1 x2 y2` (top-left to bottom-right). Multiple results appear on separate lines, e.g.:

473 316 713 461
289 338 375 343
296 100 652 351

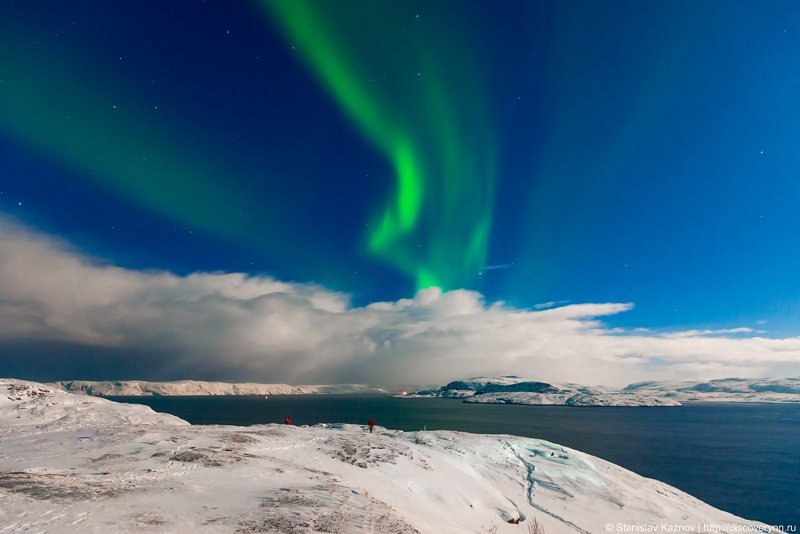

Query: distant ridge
50 379 389 397
409 376 800 406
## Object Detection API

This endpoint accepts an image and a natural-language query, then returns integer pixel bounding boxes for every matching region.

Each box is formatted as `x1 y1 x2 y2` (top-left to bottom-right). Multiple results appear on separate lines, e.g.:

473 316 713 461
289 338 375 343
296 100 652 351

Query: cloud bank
1 217 799 386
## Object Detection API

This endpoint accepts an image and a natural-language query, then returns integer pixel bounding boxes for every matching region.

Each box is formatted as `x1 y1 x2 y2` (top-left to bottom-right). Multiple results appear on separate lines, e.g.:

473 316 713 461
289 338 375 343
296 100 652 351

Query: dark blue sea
108 395 800 527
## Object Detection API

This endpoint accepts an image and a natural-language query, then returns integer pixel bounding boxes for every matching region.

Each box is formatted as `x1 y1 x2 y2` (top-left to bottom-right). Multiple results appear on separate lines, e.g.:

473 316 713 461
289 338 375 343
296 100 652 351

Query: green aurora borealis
3 0 800 331
0 28 253 239
264 0 496 290
1 0 497 291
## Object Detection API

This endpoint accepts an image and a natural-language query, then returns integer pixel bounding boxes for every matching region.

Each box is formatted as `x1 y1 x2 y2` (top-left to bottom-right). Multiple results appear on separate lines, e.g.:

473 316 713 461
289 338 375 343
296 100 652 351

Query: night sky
2 1 800 384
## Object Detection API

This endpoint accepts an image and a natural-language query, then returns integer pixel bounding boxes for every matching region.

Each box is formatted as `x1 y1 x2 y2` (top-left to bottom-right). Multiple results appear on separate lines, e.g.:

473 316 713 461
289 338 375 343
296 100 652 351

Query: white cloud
533 299 571 310
658 327 763 339
1 216 799 386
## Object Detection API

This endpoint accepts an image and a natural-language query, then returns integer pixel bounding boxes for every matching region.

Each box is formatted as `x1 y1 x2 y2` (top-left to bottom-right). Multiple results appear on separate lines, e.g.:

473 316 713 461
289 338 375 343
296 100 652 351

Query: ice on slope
0 379 763 533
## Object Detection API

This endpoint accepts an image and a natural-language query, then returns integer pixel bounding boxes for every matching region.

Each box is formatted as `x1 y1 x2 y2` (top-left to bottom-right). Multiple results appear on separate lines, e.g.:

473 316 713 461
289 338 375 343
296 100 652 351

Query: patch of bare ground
0 471 137 503
170 446 249 467
237 484 419 533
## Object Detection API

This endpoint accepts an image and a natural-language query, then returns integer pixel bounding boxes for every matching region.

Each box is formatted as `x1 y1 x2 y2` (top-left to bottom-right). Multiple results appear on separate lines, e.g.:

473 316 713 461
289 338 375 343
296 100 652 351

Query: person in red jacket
284 416 292 425
368 418 375 433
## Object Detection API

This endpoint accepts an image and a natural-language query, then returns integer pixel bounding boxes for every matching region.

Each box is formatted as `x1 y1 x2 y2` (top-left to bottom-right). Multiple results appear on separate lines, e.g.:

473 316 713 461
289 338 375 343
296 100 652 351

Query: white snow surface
0 379 763 533
51 380 388 397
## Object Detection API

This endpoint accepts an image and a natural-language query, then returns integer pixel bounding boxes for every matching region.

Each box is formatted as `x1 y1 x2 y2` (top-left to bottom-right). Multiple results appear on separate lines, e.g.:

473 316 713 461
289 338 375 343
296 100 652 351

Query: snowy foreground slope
412 376 800 406
1 380 764 534
51 380 388 397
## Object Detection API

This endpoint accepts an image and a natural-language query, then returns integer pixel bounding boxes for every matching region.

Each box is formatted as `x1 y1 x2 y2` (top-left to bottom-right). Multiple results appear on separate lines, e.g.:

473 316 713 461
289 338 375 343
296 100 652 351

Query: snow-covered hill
413 376 800 406
0 379 762 533
624 377 800 403
463 390 681 407
412 377 681 407
51 379 388 397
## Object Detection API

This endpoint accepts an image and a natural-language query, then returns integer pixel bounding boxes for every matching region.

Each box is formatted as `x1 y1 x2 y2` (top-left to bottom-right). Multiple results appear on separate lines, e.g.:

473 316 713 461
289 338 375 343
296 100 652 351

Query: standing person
284 416 292 425
368 418 375 433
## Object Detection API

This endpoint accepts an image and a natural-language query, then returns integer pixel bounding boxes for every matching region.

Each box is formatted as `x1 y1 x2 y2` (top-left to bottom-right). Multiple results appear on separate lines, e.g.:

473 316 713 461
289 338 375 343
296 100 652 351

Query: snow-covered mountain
623 377 800 403
463 390 681 407
412 377 681 406
51 379 388 396
413 376 800 406
0 379 761 533
51 376 800 404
